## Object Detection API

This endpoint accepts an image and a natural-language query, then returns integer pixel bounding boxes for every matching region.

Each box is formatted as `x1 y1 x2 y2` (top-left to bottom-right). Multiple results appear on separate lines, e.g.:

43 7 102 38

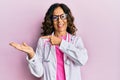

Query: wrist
27 52 35 59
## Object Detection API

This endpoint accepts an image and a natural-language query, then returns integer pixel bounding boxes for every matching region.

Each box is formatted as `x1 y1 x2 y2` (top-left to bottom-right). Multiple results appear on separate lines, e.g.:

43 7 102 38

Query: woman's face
52 7 67 33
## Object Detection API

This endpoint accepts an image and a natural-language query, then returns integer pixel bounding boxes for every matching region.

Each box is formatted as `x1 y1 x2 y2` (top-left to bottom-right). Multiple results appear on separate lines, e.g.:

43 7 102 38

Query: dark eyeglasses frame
52 14 67 21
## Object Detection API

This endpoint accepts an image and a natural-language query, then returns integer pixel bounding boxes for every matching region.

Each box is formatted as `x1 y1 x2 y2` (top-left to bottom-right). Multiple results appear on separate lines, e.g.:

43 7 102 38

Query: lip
58 25 63 28
57 23 64 28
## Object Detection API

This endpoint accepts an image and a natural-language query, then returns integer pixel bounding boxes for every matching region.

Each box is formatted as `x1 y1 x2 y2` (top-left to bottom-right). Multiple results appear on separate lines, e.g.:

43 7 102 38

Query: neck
54 31 67 37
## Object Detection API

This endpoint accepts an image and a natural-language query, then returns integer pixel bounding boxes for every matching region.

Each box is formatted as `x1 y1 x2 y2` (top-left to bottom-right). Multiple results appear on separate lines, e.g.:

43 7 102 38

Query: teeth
58 23 63 27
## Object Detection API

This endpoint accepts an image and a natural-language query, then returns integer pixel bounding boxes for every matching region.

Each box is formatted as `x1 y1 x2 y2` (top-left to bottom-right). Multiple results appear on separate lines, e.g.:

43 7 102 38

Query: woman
10 3 88 80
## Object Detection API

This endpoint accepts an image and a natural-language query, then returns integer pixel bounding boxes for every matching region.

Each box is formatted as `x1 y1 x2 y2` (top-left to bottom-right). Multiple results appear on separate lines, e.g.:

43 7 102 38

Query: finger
9 42 14 46
9 42 17 46
51 40 53 45
9 42 20 49
23 42 28 46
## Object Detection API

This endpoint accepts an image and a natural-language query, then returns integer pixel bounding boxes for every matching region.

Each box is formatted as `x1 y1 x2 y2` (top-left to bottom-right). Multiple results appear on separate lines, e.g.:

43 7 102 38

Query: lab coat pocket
43 58 50 67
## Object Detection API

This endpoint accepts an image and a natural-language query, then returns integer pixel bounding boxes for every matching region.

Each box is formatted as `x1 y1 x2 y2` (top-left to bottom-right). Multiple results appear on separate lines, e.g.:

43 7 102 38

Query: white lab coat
27 33 88 80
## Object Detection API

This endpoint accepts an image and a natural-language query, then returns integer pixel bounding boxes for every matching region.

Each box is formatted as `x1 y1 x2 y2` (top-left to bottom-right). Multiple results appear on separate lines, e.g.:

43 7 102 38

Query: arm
9 40 44 78
27 38 44 78
59 36 88 66
9 42 35 59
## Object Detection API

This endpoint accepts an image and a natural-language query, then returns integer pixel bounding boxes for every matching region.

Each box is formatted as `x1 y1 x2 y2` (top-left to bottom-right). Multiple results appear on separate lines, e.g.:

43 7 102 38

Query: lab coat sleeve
26 38 44 78
59 36 88 66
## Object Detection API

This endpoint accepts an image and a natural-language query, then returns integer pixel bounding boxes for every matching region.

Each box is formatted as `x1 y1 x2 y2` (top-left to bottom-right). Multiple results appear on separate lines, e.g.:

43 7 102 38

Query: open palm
9 42 34 54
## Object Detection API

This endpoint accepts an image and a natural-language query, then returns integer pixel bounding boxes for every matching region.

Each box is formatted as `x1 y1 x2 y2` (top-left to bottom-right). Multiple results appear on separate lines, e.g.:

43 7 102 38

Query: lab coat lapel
47 33 56 62
64 33 72 65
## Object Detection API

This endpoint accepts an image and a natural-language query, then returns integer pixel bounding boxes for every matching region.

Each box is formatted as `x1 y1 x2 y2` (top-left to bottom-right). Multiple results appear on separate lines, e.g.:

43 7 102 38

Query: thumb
23 42 28 46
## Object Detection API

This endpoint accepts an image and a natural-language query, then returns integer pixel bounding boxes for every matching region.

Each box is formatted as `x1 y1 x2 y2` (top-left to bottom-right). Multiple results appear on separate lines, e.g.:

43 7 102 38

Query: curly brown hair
41 3 77 36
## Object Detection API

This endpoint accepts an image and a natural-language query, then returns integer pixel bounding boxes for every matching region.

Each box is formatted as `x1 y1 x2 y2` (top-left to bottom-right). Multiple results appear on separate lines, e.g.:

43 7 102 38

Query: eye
52 16 58 20
61 14 67 19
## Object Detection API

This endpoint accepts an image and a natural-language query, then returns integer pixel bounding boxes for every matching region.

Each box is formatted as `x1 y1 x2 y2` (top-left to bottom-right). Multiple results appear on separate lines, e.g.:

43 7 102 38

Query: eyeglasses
52 14 67 21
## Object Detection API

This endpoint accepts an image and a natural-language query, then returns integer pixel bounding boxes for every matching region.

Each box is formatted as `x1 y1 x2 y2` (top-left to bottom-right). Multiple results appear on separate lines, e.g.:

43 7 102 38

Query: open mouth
58 23 64 28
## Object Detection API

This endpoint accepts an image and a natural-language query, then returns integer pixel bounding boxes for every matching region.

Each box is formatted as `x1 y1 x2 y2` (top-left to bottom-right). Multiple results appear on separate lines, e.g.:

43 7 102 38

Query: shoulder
38 37 49 43
71 34 83 42
37 37 50 46
70 34 85 46
71 34 85 48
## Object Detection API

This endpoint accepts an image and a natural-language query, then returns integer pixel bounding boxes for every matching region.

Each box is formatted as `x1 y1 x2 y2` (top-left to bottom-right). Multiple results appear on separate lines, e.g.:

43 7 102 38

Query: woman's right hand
9 42 35 59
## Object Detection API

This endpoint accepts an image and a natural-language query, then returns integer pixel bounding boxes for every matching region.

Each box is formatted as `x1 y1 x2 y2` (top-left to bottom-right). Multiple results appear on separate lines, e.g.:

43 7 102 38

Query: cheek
53 22 58 29
53 22 57 27
64 20 67 27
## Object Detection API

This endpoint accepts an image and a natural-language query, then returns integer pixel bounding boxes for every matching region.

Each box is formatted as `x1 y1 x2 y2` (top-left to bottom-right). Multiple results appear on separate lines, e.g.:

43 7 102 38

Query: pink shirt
55 36 66 80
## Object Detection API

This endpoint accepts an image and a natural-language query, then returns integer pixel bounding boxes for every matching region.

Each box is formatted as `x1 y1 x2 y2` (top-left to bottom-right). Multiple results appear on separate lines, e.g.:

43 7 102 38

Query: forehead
53 7 65 15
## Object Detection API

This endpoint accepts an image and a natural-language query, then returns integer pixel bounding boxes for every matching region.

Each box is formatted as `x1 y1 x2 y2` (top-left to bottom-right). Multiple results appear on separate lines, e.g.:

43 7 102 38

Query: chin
58 30 66 32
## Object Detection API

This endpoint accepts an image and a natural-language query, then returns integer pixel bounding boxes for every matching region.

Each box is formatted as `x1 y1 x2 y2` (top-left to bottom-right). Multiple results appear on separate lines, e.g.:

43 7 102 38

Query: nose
58 16 62 22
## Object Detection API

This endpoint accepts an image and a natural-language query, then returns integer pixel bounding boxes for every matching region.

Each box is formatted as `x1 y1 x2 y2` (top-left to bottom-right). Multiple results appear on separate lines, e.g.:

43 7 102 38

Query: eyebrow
53 13 65 16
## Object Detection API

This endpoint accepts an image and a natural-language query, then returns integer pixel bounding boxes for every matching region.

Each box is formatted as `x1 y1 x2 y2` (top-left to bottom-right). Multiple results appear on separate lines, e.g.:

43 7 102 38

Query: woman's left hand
41 35 62 45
